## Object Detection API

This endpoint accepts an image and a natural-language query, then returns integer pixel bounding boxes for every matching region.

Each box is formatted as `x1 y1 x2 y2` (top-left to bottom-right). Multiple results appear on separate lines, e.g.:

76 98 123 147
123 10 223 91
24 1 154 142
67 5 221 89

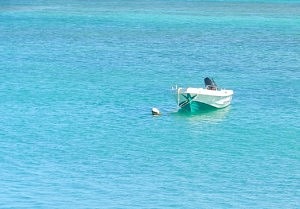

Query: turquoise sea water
1 0 299 208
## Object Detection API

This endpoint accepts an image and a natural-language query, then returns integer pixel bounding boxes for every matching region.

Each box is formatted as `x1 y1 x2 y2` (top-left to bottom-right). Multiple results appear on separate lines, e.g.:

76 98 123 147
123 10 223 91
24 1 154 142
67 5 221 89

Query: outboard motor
204 77 217 90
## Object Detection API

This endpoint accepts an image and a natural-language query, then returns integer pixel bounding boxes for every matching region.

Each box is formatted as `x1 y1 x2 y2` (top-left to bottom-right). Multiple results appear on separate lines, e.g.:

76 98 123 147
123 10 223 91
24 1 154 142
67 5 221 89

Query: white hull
174 87 233 112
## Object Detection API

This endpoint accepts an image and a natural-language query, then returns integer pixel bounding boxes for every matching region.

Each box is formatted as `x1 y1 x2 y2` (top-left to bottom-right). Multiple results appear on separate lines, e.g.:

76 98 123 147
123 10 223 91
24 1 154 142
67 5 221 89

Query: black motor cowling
204 77 217 90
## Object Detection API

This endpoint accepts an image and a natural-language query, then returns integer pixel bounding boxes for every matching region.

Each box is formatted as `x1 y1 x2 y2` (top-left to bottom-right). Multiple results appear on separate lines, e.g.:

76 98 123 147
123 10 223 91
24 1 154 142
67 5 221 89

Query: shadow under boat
175 105 231 123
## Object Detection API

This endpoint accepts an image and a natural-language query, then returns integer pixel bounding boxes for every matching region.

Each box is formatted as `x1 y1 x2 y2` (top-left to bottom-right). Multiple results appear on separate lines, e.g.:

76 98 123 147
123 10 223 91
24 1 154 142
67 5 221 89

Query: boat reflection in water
175 105 231 124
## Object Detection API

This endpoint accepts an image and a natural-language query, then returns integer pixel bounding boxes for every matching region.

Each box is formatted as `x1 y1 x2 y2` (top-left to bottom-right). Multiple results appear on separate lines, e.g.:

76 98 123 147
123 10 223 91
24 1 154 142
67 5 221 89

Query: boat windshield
204 77 217 90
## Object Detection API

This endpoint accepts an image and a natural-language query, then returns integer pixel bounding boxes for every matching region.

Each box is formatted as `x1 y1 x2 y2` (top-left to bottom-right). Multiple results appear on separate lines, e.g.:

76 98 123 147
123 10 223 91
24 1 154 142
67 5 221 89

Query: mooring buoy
151 107 161 116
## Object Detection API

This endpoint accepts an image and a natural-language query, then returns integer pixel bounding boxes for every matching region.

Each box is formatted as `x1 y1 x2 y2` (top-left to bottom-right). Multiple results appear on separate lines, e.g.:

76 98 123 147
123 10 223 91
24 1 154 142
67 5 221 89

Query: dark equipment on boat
204 77 217 90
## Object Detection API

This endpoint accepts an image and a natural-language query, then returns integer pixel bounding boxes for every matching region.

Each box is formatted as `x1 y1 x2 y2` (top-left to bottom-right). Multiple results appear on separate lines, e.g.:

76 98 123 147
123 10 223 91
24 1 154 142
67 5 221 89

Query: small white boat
173 77 233 112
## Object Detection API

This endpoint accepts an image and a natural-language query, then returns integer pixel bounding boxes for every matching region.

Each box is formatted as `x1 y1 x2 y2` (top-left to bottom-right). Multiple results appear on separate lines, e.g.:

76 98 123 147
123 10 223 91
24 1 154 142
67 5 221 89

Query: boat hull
175 88 233 112
179 100 216 112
